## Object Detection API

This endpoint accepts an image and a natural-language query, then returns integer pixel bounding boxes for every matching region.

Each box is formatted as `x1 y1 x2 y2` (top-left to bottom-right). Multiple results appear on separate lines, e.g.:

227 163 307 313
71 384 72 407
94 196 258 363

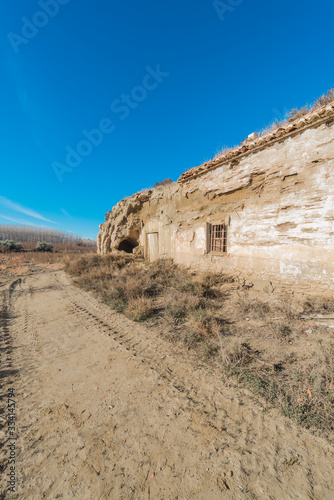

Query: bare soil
1 267 334 499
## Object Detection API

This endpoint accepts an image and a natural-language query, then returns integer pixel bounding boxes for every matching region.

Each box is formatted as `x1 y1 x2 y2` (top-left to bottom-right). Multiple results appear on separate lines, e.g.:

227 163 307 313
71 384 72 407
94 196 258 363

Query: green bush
35 242 53 252
0 240 22 252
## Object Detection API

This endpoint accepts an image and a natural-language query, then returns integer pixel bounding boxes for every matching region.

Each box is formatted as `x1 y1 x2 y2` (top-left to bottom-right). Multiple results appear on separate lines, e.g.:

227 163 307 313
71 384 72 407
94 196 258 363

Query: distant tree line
0 224 95 246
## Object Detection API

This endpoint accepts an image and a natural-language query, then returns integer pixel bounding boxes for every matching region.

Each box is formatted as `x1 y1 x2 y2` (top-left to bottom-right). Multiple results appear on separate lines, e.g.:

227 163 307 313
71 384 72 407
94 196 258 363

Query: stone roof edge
178 101 334 184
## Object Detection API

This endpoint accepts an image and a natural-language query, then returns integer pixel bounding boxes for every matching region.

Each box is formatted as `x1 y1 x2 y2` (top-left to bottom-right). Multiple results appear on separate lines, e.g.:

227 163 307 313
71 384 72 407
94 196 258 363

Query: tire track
0 278 22 492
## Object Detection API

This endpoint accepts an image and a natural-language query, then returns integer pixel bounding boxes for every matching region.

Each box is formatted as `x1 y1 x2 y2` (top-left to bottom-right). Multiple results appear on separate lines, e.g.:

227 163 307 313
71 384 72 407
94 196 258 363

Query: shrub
152 178 173 189
104 210 112 221
124 295 155 321
35 242 53 252
163 291 202 323
65 255 102 275
187 308 218 337
0 240 22 252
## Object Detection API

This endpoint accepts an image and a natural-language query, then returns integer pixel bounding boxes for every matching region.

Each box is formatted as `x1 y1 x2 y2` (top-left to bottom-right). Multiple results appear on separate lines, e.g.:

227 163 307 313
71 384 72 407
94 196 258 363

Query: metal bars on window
210 224 227 253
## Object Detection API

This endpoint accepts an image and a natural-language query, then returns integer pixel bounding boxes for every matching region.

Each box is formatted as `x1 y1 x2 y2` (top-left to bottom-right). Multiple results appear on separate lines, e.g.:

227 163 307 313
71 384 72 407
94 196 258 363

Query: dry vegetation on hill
66 253 334 436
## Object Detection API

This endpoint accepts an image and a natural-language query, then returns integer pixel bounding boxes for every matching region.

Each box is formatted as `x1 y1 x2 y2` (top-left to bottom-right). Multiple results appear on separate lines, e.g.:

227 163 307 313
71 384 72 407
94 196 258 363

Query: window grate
210 224 227 253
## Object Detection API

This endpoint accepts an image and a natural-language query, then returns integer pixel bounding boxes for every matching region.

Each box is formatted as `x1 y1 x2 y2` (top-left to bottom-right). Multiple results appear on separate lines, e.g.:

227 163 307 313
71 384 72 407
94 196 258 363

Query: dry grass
7 250 325 436
213 146 235 161
5 250 332 434
286 105 310 122
0 250 93 278
124 295 155 321
65 254 334 434
2 250 332 434
302 297 334 315
3 249 332 435
208 88 334 162
221 341 334 431
256 89 334 140
313 88 334 109
223 291 334 432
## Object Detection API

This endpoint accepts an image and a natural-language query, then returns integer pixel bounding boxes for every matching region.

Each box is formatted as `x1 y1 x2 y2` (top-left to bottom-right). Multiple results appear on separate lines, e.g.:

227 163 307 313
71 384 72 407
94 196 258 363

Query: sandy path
0 269 334 499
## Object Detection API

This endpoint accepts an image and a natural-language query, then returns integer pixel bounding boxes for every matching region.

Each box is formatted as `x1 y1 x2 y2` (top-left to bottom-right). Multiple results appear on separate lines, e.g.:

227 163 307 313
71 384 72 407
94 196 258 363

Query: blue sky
1 0 333 239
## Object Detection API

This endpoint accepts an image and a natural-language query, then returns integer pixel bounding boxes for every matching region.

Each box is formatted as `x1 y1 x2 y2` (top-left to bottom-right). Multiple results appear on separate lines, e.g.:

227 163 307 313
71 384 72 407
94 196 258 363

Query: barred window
210 223 228 253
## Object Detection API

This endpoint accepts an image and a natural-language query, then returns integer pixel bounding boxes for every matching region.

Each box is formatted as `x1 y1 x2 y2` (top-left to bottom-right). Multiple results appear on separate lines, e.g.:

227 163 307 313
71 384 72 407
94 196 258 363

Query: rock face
98 103 334 285
97 184 180 256
98 191 151 255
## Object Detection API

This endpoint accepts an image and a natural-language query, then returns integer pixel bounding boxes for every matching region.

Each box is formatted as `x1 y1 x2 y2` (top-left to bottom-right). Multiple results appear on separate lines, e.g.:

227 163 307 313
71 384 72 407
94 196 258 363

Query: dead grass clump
148 258 187 286
183 308 228 358
66 255 100 276
280 346 334 429
152 178 174 189
213 146 234 161
275 294 300 320
111 271 153 301
236 293 272 319
163 291 204 323
104 253 132 269
236 292 299 322
124 295 155 321
286 106 309 122
268 321 293 339
177 279 206 297
201 271 235 286
302 297 334 315
178 274 226 299
258 119 286 137
221 342 258 369
123 274 151 299
174 271 232 301
313 88 334 109
187 308 220 338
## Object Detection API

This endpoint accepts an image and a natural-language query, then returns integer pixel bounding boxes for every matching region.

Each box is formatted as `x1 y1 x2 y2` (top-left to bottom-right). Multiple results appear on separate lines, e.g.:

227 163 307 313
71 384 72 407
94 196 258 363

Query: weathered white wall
98 117 334 286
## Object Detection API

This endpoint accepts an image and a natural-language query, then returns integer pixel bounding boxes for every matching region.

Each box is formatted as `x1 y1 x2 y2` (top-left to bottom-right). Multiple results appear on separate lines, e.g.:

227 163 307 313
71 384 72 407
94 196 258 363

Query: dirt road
1 269 334 499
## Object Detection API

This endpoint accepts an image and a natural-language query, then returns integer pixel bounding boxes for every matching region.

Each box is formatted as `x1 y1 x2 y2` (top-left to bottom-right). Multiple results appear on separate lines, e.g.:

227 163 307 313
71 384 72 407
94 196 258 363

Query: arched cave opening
118 239 138 254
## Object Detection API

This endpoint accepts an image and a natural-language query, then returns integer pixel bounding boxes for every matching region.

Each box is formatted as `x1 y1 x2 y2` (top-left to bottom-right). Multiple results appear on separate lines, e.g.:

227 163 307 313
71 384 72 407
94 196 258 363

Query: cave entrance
118 239 138 254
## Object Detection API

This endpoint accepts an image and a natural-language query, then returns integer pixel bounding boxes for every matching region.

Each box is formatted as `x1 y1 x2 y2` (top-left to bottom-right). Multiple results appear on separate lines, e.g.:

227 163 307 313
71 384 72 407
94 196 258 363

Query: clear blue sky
1 0 333 239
